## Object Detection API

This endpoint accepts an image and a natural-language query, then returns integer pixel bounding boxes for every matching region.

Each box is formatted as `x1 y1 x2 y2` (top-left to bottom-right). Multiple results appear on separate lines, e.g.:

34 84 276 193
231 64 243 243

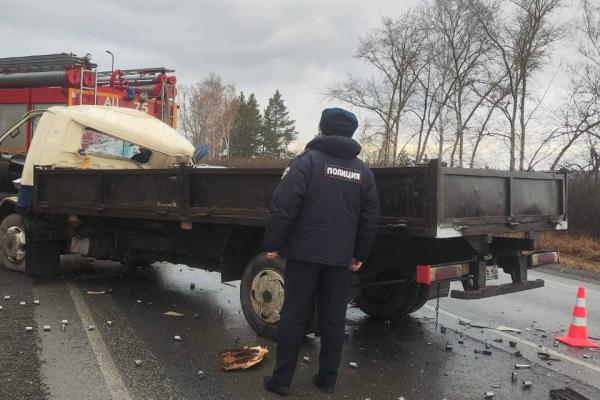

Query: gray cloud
0 0 420 142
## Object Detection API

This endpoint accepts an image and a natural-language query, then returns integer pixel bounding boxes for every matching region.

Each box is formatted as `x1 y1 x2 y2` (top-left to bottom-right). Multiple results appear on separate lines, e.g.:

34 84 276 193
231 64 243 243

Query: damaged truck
0 105 566 340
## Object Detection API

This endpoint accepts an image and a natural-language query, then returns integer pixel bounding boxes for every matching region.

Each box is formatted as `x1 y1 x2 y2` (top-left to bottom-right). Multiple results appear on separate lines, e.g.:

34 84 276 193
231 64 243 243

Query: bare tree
179 74 238 158
551 0 600 169
326 13 428 165
480 0 563 170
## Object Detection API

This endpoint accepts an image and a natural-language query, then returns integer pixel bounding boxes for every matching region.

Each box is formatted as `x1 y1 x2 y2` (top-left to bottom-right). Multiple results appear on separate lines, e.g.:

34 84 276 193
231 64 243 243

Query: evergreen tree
229 92 262 157
260 90 298 157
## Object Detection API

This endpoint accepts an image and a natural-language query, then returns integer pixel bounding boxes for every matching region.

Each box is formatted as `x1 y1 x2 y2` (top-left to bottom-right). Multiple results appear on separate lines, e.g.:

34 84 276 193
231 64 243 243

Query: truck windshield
81 128 152 163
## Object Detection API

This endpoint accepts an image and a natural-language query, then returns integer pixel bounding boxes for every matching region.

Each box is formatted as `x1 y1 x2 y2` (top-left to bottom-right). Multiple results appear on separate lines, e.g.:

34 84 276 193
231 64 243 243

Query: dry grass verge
537 231 600 273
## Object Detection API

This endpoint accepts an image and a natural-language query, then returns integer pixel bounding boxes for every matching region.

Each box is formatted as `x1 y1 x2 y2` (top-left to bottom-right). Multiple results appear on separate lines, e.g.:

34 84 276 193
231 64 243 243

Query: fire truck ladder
79 68 98 105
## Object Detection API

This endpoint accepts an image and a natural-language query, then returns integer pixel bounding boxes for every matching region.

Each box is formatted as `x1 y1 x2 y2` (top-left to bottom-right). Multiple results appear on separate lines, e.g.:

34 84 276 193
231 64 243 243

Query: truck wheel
405 283 429 313
240 254 286 341
0 213 26 272
356 280 421 318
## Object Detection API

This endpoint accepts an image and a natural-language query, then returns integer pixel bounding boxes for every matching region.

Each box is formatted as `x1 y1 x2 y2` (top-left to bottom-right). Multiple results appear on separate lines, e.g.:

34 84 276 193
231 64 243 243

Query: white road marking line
67 282 132 400
533 276 600 296
423 305 600 374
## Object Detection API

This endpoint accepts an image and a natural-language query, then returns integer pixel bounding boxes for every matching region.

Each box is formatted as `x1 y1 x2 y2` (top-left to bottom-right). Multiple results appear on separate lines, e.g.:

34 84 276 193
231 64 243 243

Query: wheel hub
250 268 284 324
3 226 26 264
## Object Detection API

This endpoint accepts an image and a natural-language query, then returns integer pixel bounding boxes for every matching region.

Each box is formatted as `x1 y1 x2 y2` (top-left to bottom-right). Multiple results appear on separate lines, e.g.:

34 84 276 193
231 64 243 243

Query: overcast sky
0 0 424 144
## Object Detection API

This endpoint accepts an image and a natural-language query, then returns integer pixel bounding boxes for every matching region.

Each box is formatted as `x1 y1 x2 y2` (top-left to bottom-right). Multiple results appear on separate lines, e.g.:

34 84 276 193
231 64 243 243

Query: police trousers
272 258 349 388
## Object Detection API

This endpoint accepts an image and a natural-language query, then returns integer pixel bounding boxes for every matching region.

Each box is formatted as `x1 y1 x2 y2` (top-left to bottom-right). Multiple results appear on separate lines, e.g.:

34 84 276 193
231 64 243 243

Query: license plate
486 265 499 280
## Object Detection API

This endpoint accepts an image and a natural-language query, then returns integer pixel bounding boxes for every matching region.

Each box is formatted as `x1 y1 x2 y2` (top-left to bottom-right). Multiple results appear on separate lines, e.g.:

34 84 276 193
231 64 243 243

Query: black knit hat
319 108 358 138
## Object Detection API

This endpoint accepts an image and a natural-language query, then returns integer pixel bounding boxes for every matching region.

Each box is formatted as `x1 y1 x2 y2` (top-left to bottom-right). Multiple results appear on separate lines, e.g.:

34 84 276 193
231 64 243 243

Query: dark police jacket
263 135 380 266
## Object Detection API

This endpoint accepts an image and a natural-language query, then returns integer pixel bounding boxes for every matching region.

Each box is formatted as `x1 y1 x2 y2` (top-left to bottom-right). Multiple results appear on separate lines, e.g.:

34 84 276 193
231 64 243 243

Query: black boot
263 376 290 396
312 375 335 394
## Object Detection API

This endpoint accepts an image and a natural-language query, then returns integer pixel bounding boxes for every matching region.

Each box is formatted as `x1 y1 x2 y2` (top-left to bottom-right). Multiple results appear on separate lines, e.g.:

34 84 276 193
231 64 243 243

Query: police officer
263 107 380 395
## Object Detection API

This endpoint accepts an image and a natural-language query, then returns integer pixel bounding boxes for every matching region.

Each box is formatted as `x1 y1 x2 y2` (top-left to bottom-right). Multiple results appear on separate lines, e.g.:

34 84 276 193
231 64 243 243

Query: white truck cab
17 105 195 207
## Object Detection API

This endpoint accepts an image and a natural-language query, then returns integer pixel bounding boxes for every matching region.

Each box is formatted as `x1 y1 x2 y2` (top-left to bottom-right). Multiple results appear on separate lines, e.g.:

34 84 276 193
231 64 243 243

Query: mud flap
24 218 60 276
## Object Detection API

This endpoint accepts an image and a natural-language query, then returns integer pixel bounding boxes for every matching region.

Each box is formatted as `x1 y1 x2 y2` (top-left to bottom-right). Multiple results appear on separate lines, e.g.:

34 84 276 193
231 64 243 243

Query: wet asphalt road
1 259 599 400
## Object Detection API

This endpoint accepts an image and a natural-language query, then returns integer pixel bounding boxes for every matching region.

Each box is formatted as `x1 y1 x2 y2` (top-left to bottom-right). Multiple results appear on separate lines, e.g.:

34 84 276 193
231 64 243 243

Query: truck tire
405 283 429 313
240 253 287 341
356 280 421 318
0 213 26 272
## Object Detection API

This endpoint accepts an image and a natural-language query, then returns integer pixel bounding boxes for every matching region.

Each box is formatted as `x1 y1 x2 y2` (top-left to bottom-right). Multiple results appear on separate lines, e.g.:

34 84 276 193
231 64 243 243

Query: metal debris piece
542 334 547 338
107 321 113 327
0 306 3 310
62 320 69 325
511 372 518 382
458 340 464 344
61 324 66 332
514 351 523 357
349 362 358 368
538 352 561 361
474 350 492 356
134 359 143 367
88 325 95 331
174 335 182 341
535 328 546 332
445 344 453 351
87 290 106 295
522 381 532 389
302 355 312 363
491 384 501 388
509 341 517 348
25 326 33 332
136 300 142 303
197 370 205 379
219 346 269 371
485 343 490 349
549 387 591 400
493 338 503 343
515 364 531 369
485 391 495 398
470 322 491 329
43 325 51 331
33 300 40 305
19 301 26 305
459 319 469 326
583 354 591 359
163 311 185 317
190 283 195 290
193 314 200 319
440 326 447 333
3 295 10 300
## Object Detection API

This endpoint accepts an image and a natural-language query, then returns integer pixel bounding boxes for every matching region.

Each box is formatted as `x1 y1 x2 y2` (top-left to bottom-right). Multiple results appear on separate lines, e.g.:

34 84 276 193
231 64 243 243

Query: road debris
25 326 33 332
302 356 311 363
4 295 10 300
174 335 182 341
61 324 66 332
62 320 68 325
43 325 51 331
134 359 143 367
19 301 26 305
511 372 518 382
33 300 40 305
549 387 591 400
163 311 185 317
495 325 522 333
197 370 205 379
136 300 142 303
440 326 447 333
107 321 113 327
484 391 495 399
219 346 269 371
87 325 95 331
87 290 106 295
538 352 561 361
470 322 491 329
509 340 517 348
522 381 532 389
190 283 195 290
582 354 591 359
349 362 359 368
493 338 503 343
0 306 3 310
554 340 560 347
515 364 531 369
445 344 453 351
491 384 500 388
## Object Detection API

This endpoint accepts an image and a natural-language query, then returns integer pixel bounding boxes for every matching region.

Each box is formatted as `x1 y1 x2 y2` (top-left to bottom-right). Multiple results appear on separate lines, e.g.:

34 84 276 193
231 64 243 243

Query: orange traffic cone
556 287 599 348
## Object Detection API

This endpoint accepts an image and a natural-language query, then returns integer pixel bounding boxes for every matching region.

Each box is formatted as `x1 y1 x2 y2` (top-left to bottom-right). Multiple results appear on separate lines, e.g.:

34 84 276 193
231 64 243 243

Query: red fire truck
0 53 177 155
